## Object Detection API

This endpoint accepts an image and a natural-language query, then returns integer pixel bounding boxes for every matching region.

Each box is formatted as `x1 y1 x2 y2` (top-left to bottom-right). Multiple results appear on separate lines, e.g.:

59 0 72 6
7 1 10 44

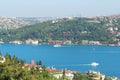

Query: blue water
0 44 120 77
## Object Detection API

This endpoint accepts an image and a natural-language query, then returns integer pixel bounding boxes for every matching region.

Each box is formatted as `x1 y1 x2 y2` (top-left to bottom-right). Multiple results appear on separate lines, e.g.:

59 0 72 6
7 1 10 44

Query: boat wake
50 62 99 67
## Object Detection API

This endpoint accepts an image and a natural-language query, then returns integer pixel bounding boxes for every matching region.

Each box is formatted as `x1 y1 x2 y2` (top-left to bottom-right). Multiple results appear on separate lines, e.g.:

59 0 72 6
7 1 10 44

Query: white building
0 56 5 63
25 39 39 45
87 70 105 80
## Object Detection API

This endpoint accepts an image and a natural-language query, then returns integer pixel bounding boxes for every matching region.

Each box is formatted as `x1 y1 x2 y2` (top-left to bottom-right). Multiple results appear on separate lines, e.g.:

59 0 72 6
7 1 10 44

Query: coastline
0 43 120 78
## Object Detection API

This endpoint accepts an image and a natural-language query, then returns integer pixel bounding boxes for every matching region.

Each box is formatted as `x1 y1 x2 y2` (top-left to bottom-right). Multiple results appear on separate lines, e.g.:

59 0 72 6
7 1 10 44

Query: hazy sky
0 0 120 17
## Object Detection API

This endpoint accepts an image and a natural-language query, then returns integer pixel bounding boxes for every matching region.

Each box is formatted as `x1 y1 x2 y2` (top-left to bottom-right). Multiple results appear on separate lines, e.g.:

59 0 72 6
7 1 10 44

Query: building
9 40 23 44
25 39 39 45
89 41 101 45
111 77 118 80
47 68 74 80
87 70 105 80
63 40 72 44
55 40 63 44
25 60 42 70
0 55 5 63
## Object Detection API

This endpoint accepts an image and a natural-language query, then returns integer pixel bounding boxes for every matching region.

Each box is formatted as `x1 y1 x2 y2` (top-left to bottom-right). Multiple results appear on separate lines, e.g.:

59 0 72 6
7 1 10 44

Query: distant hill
108 14 120 18
0 17 55 30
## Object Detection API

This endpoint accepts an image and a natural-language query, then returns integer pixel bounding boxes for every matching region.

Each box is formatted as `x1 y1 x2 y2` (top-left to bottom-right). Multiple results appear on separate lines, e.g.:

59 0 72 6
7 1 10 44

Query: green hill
0 17 118 45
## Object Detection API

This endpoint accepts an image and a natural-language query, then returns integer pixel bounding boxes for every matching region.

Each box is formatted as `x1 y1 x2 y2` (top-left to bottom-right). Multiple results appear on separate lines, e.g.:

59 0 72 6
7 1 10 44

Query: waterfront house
25 39 39 45
89 41 101 45
82 40 89 45
9 40 23 44
48 40 55 44
63 40 72 44
55 40 63 44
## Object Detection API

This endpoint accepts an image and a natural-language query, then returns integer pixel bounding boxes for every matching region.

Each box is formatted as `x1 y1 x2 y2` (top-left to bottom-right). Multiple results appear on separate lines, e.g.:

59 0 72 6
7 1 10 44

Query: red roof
47 68 60 73
25 60 36 67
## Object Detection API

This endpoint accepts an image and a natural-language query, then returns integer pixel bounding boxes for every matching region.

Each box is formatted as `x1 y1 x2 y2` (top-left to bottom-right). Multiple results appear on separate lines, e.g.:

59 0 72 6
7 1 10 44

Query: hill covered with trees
1 16 120 45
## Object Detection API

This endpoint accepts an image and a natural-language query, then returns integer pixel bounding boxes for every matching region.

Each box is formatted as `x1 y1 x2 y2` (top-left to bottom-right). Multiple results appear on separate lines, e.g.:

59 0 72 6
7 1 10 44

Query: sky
0 0 120 17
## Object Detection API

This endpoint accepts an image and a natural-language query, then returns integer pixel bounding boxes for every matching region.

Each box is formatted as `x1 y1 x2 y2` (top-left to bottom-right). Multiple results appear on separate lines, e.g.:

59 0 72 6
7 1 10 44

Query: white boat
91 62 99 67
53 44 61 47
0 41 4 44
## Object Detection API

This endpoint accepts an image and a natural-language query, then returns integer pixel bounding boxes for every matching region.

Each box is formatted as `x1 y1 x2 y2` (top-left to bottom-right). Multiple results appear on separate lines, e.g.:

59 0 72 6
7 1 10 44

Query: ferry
53 44 61 47
91 62 99 67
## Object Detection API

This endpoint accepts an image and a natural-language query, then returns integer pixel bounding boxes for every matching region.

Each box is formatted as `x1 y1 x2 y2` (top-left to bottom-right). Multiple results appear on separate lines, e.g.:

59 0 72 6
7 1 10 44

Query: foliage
0 53 58 80
0 17 115 44
73 72 89 80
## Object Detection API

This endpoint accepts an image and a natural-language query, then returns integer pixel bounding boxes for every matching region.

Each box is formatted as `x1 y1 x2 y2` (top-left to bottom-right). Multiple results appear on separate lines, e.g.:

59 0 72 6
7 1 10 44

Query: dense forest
1 17 120 45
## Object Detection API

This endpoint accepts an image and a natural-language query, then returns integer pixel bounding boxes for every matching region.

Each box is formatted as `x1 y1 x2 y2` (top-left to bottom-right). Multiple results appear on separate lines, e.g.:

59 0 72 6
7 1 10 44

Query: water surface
0 44 120 77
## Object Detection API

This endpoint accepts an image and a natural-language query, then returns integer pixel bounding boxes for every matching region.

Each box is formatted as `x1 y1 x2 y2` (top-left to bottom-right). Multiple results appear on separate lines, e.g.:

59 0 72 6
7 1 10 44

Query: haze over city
0 0 120 17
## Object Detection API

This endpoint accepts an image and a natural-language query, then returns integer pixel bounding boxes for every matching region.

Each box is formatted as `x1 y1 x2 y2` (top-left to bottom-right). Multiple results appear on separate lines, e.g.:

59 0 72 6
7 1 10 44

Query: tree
62 69 66 80
73 72 88 80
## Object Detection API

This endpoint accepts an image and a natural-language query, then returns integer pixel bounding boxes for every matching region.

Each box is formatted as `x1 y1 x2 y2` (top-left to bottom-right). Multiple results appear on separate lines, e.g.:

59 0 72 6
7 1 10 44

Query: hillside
0 17 54 30
1 16 120 45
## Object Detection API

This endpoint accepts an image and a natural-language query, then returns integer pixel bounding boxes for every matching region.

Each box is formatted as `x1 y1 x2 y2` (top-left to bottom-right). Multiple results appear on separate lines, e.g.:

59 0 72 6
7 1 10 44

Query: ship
53 44 61 47
91 62 99 67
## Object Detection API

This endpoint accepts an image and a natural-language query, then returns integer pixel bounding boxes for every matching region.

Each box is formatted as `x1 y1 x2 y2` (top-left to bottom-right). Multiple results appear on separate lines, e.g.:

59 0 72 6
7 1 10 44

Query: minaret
31 60 34 65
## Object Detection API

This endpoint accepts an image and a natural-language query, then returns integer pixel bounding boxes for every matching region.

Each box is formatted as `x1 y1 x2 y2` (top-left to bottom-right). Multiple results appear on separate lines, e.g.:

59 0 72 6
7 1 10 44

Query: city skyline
0 0 120 17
